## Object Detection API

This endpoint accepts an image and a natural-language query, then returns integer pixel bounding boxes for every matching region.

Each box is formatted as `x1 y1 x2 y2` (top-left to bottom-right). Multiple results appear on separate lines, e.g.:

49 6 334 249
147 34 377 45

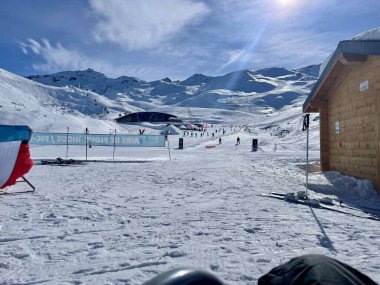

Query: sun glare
277 0 298 7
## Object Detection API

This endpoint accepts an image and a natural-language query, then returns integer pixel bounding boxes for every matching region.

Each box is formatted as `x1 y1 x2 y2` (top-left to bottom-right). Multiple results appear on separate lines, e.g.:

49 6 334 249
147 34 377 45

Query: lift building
116 112 180 123
303 40 380 193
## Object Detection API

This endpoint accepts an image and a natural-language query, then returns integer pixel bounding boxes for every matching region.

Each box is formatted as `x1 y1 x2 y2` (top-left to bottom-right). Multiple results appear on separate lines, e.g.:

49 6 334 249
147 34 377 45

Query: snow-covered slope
26 68 143 100
1 116 378 285
0 68 138 132
351 26 380 40
2 64 380 285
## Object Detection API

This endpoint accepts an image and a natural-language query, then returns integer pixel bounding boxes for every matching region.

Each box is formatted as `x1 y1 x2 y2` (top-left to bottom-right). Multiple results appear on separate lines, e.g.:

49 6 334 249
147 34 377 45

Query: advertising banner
30 132 165 147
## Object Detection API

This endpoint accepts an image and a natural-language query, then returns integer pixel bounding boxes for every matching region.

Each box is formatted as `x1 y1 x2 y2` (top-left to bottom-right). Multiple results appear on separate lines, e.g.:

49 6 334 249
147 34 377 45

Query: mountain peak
162 77 171 83
293 64 321 78
180 73 213 86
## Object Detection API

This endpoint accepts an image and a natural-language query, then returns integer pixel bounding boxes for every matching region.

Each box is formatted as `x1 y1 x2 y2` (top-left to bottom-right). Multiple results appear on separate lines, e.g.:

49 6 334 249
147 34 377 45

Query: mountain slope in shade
294 64 321 78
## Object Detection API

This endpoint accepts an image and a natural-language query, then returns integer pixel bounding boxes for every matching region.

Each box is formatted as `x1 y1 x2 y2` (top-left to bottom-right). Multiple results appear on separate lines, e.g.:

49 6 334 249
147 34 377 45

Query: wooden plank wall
377 87 380 192
320 106 329 171
328 56 380 192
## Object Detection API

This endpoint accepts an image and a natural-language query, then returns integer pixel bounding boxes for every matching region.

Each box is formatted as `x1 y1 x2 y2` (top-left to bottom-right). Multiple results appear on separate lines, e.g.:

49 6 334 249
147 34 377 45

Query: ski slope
0 127 379 284
0 67 379 284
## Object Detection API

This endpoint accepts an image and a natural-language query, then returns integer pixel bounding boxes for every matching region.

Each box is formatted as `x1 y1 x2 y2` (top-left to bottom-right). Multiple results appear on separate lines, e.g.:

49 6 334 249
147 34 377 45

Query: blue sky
1 0 379 81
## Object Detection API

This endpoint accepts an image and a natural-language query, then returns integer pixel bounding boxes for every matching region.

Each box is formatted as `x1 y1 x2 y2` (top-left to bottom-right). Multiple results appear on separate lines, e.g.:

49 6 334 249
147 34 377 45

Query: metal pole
85 127 88 161
22 176 36 191
306 124 309 195
167 136 171 160
113 129 116 160
66 127 69 159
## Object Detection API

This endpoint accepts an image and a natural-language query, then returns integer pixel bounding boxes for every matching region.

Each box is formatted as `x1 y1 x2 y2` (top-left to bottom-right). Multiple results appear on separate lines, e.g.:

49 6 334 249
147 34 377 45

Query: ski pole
302 114 310 195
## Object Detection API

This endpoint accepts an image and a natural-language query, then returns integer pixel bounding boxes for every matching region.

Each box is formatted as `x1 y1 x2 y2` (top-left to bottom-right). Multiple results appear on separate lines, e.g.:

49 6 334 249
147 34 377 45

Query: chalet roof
303 40 380 112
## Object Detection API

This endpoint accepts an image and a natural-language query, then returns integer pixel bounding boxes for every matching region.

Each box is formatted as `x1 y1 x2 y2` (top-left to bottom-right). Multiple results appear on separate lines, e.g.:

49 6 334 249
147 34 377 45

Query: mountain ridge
26 64 320 111
0 64 319 132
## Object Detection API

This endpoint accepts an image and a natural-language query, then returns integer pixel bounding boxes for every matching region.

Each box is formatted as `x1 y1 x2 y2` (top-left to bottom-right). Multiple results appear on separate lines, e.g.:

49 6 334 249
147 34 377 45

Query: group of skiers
182 124 242 147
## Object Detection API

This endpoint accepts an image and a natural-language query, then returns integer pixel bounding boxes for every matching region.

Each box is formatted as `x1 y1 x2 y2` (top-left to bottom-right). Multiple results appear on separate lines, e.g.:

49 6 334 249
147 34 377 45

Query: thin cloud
18 38 161 79
89 0 209 50
14 0 380 80
247 30 333 70
19 39 42 55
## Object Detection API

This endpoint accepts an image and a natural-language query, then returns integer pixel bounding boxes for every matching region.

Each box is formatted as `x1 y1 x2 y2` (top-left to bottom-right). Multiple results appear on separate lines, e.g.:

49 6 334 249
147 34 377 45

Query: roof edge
303 40 380 112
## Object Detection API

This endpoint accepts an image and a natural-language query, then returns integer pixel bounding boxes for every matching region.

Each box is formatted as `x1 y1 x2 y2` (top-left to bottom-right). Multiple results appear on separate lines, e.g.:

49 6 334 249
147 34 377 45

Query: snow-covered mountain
27 65 319 113
0 68 139 132
1 64 319 134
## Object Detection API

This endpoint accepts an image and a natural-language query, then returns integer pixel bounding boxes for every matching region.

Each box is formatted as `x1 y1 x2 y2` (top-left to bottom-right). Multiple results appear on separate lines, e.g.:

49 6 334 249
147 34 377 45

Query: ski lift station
115 111 181 124
303 39 380 193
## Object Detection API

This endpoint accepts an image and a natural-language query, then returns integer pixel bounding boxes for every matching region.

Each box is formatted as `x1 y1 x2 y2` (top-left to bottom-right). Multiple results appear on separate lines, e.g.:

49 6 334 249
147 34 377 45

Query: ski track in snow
0 132 379 285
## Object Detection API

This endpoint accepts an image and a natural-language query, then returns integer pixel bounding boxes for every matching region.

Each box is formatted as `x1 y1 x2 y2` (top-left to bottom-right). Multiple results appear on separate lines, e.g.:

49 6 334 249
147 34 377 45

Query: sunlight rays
223 21 270 91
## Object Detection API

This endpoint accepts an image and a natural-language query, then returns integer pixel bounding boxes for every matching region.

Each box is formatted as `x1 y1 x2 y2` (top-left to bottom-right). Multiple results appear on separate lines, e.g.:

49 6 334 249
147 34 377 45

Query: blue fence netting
29 132 165 147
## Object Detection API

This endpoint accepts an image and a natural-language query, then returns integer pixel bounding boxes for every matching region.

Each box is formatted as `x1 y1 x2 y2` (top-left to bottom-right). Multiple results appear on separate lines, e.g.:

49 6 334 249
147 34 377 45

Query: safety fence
30 132 165 147
29 131 166 161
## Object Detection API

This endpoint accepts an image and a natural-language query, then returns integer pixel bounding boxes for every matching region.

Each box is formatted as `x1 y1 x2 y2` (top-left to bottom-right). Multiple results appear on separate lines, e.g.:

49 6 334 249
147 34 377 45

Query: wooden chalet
303 40 380 193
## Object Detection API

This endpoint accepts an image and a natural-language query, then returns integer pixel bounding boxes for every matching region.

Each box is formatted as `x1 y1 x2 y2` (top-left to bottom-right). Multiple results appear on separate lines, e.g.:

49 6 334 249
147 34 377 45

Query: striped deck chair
0 125 35 194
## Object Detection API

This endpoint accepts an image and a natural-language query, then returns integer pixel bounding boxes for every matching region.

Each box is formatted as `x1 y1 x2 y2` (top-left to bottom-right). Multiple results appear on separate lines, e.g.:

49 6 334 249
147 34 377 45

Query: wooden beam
303 105 319 113
339 53 368 65
310 101 328 111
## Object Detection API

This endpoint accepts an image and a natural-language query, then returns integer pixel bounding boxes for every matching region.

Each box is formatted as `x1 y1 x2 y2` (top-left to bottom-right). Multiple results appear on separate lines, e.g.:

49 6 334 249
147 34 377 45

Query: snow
319 53 333 78
160 125 181 135
0 67 379 284
1 131 379 284
0 68 137 133
351 27 380 40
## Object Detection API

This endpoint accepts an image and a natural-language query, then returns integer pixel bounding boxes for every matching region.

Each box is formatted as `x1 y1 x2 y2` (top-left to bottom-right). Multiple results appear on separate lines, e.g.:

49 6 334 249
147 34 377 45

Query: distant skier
219 137 222 144
236 137 240 145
